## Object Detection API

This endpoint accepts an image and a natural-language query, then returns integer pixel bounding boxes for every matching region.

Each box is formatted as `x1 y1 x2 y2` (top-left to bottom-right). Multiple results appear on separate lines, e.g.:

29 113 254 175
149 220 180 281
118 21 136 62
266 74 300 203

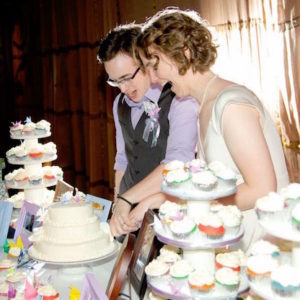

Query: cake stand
6 129 59 207
147 178 249 299
249 217 300 299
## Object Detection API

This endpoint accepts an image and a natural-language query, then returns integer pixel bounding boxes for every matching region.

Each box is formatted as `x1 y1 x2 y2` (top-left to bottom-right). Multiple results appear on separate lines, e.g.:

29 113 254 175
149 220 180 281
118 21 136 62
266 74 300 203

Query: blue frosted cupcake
248 239 280 258
271 265 300 297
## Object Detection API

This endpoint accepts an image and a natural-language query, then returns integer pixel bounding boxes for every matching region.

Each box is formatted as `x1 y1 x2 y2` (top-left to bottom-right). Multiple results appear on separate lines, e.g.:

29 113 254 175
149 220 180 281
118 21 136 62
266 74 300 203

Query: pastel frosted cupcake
28 170 43 186
246 254 278 283
291 203 300 232
6 271 26 284
170 260 194 289
43 142 57 158
6 146 18 160
280 183 300 210
22 121 36 135
165 169 190 187
157 246 181 265
255 192 286 222
15 148 28 161
10 121 23 137
7 191 24 208
198 213 225 239
215 267 240 292
0 259 14 270
169 217 197 239
162 160 185 176
217 205 242 236
145 259 169 279
186 158 206 173
14 169 29 187
35 119 51 135
215 252 241 272
52 166 63 180
5 172 16 186
29 144 44 159
38 284 59 300
248 239 280 258
191 171 217 191
188 270 215 293
271 265 300 297
43 166 57 183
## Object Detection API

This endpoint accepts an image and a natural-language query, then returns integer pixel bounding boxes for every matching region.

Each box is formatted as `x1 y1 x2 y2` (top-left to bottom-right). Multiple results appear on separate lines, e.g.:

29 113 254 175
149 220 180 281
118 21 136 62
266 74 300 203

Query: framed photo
129 210 162 299
86 194 112 222
0 201 13 247
14 200 40 249
53 179 73 202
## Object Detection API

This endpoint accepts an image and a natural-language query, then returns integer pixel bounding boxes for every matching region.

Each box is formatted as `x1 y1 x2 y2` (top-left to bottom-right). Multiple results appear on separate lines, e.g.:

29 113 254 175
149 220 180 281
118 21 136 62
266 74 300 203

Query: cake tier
35 219 103 242
29 233 115 262
47 202 94 225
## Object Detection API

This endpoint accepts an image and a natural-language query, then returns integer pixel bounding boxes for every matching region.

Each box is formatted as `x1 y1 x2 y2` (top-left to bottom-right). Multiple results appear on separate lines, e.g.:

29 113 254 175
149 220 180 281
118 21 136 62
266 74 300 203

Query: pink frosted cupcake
10 121 24 137
186 159 206 173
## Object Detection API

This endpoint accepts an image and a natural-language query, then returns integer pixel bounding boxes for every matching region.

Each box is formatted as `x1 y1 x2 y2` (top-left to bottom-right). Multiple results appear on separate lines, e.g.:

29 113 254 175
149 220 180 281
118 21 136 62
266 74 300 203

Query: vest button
135 170 140 174
134 156 138 160
134 140 138 145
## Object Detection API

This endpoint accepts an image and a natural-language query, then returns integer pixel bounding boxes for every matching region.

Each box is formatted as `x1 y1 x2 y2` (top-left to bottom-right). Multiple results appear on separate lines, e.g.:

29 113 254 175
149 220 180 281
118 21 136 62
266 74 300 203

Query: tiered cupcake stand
6 130 58 207
249 215 300 299
148 179 247 300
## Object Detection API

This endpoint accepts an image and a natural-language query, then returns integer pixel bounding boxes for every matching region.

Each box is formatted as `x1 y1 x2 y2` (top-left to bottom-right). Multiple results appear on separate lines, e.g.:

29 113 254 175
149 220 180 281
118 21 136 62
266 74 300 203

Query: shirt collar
122 83 163 108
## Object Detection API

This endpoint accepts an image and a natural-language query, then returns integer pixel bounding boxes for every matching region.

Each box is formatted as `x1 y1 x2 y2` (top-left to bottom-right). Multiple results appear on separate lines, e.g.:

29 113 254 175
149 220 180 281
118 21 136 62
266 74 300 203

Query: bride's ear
184 47 191 60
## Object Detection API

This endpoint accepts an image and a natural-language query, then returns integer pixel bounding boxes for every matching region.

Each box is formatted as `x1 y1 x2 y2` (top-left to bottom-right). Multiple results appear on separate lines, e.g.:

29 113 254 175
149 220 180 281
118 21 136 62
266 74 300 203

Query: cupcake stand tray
7 154 57 165
10 132 51 140
248 219 300 299
147 272 249 300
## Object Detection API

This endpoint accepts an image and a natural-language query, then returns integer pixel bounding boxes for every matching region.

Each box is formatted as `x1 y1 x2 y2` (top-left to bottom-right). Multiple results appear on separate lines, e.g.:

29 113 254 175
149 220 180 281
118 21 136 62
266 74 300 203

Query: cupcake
158 201 184 231
255 192 286 222
217 205 242 236
22 121 36 135
52 166 63 180
186 159 206 173
169 217 197 239
6 146 19 160
162 160 185 176
215 252 241 272
43 142 57 158
10 121 24 137
188 270 215 292
28 169 43 186
291 203 300 232
215 267 240 292
191 171 217 191
28 144 44 159
7 191 24 208
246 255 278 283
6 271 26 284
214 168 237 186
15 148 28 161
5 171 16 186
14 169 29 187
208 161 227 174
165 169 190 186
43 166 56 182
145 259 169 279
35 119 51 135
280 183 300 210
248 239 280 258
198 213 225 239
0 259 14 270
170 260 194 289
157 246 181 265
271 265 300 297
38 285 59 300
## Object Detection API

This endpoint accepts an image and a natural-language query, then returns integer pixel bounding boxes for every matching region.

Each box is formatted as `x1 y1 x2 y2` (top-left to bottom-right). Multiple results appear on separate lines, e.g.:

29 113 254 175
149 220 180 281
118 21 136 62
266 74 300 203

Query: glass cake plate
28 240 120 266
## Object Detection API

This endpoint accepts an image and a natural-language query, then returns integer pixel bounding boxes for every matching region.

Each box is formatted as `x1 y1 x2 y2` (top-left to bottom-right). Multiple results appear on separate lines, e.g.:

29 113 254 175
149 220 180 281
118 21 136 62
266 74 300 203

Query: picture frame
53 179 73 202
86 194 112 222
14 200 40 249
0 201 13 247
129 210 162 299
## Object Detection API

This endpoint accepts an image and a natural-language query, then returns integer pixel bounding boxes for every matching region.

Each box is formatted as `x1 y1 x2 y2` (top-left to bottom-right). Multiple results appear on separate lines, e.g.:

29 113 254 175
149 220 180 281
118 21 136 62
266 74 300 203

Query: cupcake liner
215 279 239 292
271 281 298 297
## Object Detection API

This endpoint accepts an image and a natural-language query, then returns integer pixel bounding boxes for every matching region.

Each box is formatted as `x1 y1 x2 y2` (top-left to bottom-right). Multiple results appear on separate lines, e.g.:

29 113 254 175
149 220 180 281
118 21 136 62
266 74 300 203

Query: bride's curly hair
136 7 218 75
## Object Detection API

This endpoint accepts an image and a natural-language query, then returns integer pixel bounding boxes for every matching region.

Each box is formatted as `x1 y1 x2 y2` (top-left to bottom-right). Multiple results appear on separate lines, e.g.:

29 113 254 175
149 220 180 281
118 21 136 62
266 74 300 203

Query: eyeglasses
107 67 140 88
